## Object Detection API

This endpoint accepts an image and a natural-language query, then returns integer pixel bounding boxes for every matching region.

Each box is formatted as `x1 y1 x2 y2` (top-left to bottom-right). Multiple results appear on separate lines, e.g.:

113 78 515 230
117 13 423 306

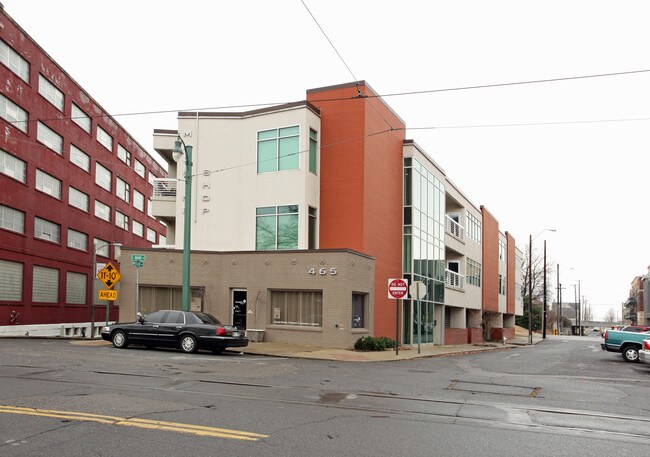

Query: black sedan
101 310 248 354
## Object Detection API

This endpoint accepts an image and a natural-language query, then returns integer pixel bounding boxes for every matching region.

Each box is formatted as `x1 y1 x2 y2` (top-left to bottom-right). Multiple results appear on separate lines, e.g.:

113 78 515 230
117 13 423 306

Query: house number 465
308 267 337 275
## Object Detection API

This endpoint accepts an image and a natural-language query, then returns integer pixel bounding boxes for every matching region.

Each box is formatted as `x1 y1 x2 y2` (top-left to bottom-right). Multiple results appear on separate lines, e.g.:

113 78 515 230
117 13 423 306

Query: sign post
409 281 427 354
131 255 145 316
388 278 408 356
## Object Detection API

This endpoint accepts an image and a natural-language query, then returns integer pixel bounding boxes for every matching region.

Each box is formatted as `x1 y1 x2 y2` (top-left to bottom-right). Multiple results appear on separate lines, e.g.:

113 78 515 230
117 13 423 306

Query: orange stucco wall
481 206 499 313
307 82 405 338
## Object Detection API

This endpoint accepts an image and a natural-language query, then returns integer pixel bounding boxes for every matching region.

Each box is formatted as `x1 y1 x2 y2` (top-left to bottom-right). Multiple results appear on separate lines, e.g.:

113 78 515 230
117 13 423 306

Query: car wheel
179 335 198 353
211 347 225 355
622 345 639 363
112 330 128 349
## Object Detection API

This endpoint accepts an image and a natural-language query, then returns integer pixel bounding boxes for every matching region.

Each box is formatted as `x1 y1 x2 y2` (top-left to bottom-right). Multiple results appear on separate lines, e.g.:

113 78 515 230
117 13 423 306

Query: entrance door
232 290 247 329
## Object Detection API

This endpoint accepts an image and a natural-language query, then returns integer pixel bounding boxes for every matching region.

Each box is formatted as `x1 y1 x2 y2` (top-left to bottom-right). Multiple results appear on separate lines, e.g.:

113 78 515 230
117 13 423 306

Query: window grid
66 272 87 304
257 126 300 173
255 205 299 250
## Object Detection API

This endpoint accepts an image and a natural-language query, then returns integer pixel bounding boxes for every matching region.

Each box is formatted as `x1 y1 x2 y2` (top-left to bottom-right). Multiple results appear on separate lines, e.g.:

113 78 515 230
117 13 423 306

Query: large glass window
466 258 482 287
256 205 298 250
35 217 60 243
94 200 111 222
134 159 145 178
38 74 64 111
117 144 131 166
69 187 89 212
138 286 203 314
0 204 25 234
0 148 26 182
257 126 299 173
95 162 111 191
467 211 482 244
133 189 144 212
0 39 30 83
146 227 156 243
271 290 322 327
71 103 91 133
115 211 129 230
66 272 87 304
0 94 28 133
70 145 90 172
32 266 58 303
0 259 23 301
116 177 130 203
352 293 367 328
35 169 61 199
94 238 109 257
67 228 88 251
96 126 113 151
37 122 63 154
132 220 144 237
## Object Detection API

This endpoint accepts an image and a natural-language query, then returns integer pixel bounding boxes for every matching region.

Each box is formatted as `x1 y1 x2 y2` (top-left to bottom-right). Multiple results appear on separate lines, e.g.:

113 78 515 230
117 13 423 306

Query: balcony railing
153 178 178 198
445 269 465 289
445 215 464 240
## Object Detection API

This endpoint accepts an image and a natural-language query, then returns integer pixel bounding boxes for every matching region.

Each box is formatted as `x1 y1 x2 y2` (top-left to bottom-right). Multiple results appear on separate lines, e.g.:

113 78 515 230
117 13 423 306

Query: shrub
354 336 397 351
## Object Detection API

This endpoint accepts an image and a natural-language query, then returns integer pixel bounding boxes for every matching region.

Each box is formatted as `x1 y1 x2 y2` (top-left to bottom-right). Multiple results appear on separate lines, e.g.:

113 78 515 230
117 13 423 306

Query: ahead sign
388 278 408 299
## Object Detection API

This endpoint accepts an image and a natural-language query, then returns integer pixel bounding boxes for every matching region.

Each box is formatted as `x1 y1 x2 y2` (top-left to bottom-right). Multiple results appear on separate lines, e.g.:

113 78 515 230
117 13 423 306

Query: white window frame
0 148 26 182
37 122 63 154
38 74 64 111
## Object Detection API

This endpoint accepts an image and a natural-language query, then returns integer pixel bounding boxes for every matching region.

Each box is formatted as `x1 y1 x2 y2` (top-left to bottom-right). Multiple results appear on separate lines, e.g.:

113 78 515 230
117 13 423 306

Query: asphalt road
1 335 649 456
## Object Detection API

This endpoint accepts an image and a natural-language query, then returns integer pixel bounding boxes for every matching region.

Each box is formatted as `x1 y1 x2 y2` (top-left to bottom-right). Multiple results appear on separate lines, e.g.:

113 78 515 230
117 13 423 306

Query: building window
257 126 299 173
499 239 506 261
37 122 63 154
0 204 25 234
132 220 144 237
467 211 482 244
0 39 30 83
134 159 145 178
34 217 61 243
66 272 87 304
115 211 129 230
116 177 130 203
67 228 88 251
70 145 90 172
71 103 91 133
499 274 506 295
38 74 64 111
1 148 26 182
96 126 113 151
94 200 111 222
0 259 23 301
68 187 89 212
95 162 111 191
271 290 322 327
35 169 62 199
309 128 318 174
466 258 482 287
0 94 28 133
146 227 156 243
256 205 298 250
117 144 131 166
133 190 144 212
32 266 58 303
308 206 317 249
352 293 367 328
94 238 109 257
148 172 156 187
159 234 166 245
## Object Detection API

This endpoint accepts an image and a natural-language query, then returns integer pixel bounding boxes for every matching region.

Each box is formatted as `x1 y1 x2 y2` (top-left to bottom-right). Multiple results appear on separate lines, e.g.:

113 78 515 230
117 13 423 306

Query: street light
172 136 193 312
528 229 556 344
91 241 122 338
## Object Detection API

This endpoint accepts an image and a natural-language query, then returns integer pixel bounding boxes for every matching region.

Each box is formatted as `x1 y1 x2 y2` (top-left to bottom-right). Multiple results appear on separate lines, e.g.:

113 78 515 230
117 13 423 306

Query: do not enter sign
387 278 408 299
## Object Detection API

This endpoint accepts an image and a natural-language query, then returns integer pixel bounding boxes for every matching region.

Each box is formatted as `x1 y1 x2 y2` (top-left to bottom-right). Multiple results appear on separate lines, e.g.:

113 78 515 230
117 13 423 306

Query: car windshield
193 312 222 325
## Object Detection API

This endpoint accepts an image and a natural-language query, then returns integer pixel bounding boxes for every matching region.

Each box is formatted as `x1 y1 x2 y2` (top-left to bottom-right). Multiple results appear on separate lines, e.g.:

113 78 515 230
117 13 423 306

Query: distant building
0 6 166 328
114 81 524 349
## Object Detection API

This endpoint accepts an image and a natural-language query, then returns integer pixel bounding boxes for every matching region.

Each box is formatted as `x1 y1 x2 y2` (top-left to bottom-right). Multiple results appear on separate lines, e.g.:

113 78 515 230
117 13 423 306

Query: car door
156 311 185 347
128 310 166 344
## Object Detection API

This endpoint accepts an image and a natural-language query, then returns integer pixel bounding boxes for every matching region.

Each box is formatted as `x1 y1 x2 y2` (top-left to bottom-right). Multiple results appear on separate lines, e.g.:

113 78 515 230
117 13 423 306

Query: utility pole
543 240 548 338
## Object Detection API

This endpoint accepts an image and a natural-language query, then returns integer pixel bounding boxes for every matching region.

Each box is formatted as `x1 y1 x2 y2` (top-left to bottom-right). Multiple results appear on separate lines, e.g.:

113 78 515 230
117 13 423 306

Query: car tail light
644 340 650 351
604 330 608 341
216 327 227 336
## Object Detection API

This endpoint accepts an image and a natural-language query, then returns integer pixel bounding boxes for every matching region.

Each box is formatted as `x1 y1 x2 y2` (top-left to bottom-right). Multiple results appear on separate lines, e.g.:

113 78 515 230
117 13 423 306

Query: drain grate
447 380 541 397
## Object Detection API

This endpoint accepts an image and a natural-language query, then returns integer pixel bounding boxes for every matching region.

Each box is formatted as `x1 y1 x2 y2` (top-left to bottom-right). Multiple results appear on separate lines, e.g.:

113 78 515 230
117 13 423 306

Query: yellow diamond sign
97 262 121 289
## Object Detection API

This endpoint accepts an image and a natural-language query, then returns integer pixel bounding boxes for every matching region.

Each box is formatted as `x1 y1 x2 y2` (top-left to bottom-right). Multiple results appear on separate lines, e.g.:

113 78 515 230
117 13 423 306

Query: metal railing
152 178 178 197
445 215 464 240
445 269 465 289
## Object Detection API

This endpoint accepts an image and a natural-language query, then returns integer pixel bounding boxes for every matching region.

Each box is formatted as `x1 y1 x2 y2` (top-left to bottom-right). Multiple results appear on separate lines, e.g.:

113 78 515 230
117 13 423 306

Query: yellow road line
0 405 268 441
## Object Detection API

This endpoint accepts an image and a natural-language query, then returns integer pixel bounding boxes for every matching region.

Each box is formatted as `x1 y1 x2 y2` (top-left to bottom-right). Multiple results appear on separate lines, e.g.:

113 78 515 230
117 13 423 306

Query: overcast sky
7 0 649 320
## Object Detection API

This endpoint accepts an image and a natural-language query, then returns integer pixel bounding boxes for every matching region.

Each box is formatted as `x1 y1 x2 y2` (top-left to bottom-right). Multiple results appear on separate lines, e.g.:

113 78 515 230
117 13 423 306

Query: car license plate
233 331 239 337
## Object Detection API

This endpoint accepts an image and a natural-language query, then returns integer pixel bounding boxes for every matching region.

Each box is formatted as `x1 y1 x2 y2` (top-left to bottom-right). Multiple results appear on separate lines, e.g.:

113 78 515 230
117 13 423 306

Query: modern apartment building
0 6 166 328
123 81 523 349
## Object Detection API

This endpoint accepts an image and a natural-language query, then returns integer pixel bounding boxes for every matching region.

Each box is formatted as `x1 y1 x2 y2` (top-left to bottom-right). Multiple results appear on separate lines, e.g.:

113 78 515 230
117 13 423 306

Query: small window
146 227 156 243
133 190 144 212
115 211 129 230
66 271 87 304
70 145 90 172
134 159 146 178
132 220 144 237
37 122 63 154
94 200 111 222
93 238 109 257
32 265 59 303
117 144 131 166
71 103 91 133
116 177 130 203
0 39 30 83
35 169 62 199
0 93 28 133
69 187 89 212
38 75 64 111
0 259 23 301
352 293 367 328
96 126 113 151
34 217 61 243
0 148 26 182
309 129 318 174
67 228 88 251
95 162 111 191
0 204 25 234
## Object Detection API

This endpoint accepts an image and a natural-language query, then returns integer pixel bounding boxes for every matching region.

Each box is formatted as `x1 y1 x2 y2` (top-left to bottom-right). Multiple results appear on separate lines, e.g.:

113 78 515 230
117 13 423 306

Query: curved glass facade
402 157 445 344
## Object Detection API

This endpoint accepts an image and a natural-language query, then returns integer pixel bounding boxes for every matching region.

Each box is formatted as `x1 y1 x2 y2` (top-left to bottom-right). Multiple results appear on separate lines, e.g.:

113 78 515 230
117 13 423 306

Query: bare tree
604 308 619 323
583 303 593 322
521 244 555 304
